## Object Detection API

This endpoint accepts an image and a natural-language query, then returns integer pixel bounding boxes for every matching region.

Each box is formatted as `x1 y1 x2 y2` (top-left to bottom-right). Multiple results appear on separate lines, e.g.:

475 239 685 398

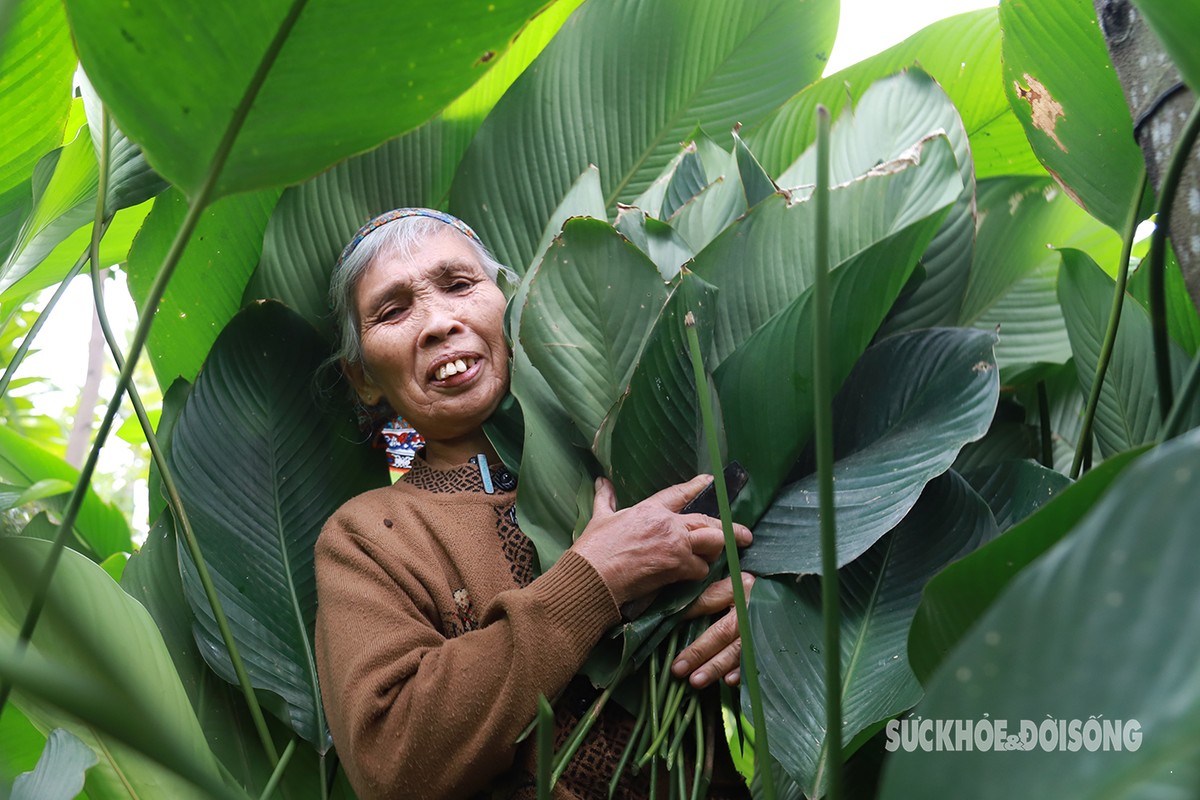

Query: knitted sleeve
314 502 621 800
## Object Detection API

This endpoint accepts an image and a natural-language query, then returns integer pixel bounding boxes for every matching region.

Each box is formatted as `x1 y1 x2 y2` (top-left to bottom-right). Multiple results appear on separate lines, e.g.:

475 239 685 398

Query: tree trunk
1095 0 1200 313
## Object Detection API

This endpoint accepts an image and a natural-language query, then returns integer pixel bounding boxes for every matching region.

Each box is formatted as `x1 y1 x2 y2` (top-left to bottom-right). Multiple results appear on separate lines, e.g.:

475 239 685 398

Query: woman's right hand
571 476 753 606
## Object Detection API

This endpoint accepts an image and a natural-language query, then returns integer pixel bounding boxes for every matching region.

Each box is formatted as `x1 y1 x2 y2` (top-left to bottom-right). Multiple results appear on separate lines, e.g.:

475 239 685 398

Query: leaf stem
537 695 554 800
683 313 774 800
258 738 297 800
1037 380 1053 468
1160 349 1200 441
0 231 108 399
88 107 280 765
1148 96 1200 420
811 104 845 800
0 0 311 730
1071 167 1149 480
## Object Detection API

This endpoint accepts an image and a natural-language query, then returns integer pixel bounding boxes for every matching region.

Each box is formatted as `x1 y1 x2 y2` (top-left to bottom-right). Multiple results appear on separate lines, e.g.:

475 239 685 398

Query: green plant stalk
665 692 698 769
0 230 108 399
1148 96 1200 419
812 104 844 800
638 677 688 767
1037 380 1053 469
1160 349 1200 441
258 738 297 800
609 673 651 798
88 107 280 767
551 661 628 785
689 699 705 800
537 694 554 800
0 0 311 726
1071 167 1149 480
683 313 775 800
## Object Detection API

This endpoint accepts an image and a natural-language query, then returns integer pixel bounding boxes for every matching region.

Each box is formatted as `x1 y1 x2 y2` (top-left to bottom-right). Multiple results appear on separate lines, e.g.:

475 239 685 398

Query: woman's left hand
671 573 755 688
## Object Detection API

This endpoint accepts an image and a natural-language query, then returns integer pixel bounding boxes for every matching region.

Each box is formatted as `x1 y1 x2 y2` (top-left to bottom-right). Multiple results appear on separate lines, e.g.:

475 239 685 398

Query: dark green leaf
908 446 1146 683
451 0 838 272
883 434 1199 798
1000 0 1151 230
743 327 999 576
960 459 1072 532
1127 245 1200 356
170 302 388 747
64 0 551 199
750 472 995 796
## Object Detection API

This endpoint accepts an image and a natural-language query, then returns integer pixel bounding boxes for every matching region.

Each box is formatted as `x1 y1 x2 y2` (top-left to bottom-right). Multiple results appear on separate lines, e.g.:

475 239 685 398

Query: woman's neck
422 433 499 471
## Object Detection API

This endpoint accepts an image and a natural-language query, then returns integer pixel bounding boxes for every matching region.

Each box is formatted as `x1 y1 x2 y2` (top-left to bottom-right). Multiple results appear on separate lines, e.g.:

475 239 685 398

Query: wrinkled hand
572 476 753 607
671 573 756 688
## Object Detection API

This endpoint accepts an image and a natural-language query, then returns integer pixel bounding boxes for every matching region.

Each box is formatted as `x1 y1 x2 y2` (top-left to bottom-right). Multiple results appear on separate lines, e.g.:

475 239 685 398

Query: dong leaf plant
2 0 1200 797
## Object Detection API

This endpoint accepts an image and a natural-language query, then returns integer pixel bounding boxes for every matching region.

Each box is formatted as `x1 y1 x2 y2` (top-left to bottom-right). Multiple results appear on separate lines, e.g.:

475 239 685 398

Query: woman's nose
416 301 465 347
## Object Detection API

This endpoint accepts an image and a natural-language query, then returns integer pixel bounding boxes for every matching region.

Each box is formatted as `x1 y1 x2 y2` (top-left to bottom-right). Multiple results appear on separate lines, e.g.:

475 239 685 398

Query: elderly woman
315 208 752 799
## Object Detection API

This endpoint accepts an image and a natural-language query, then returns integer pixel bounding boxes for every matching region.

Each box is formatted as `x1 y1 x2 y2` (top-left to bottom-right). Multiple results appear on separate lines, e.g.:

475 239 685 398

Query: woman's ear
342 360 383 407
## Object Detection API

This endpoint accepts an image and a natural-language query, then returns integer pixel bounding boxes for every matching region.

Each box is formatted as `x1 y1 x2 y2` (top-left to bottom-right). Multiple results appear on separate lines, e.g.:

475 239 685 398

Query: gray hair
329 215 516 369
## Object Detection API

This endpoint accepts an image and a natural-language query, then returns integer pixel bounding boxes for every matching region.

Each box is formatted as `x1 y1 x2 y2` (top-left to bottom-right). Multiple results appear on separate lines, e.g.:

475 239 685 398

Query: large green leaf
10 728 96 800
882 432 1200 798
520 218 670 447
958 176 1121 369
749 472 995 797
1058 249 1200 458
126 187 281 388
0 427 132 558
0 199 152 308
1131 0 1200 93
743 327 999 577
599 272 718 507
908 446 1145 684
749 9 1041 180
245 1 581 335
64 0 551 200
78 71 169 212
695 131 963 363
712 224 948 525
0 539 224 799
0 0 75 206
451 0 838 272
169 302 388 748
0 705 43 786
1000 0 1151 231
960 459 1071 532
1127 245 1200 356
772 69 977 336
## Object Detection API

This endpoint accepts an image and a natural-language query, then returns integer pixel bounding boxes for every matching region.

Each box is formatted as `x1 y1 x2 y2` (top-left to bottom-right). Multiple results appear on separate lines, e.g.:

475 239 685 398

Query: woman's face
348 229 509 447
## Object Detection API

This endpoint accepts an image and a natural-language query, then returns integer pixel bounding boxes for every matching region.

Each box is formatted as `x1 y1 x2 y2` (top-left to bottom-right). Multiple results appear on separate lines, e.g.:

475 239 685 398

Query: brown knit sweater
315 455 648 799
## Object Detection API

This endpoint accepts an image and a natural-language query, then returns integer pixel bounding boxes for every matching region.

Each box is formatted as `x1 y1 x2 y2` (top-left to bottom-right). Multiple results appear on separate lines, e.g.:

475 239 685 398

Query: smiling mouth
433 356 478 381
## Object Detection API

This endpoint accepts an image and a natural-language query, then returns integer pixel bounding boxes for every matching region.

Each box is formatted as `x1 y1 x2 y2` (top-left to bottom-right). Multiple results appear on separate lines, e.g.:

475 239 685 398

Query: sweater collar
401 452 517 495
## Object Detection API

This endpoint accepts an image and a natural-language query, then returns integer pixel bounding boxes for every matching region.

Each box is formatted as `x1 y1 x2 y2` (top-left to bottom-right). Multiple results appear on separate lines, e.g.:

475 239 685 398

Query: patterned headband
334 207 484 272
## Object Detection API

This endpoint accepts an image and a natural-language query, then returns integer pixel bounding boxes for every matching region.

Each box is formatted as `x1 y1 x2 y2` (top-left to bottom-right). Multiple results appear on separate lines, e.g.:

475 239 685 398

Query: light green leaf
78 70 169 211
749 9 1042 180
169 302 388 747
0 705 44 786
0 199 153 308
1127 245 1200 356
451 0 838 272
8 478 73 510
11 728 96 800
958 177 1121 369
1000 0 1152 231
696 130 963 364
743 327 999 576
883 434 1199 798
1058 248 1200 457
750 472 995 797
0 538 225 799
1131 0 1200 93
520 218 670 447
0 427 132 558
612 206 695 282
0 0 75 206
908 446 1145 684
126 187 281 388
64 0 551 200
246 1 581 334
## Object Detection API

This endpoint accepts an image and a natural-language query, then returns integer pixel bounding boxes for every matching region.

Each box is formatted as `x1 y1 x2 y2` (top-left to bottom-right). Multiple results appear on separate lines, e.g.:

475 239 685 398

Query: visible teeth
435 358 477 381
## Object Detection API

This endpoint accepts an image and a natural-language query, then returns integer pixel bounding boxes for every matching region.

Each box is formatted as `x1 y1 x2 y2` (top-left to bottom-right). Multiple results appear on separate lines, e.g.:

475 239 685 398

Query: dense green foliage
1 0 1199 797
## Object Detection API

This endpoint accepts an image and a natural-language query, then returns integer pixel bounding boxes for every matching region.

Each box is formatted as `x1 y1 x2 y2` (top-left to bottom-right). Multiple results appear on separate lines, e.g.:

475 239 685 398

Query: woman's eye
380 305 408 321
449 280 472 292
